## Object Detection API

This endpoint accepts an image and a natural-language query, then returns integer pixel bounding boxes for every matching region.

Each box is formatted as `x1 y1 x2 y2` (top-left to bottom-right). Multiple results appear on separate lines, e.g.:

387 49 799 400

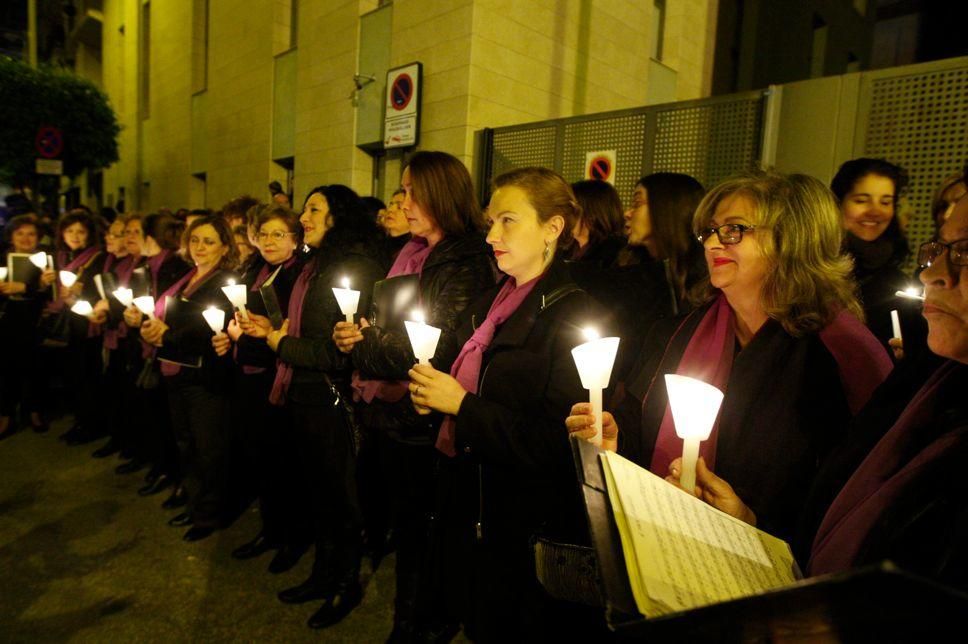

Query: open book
600 451 800 618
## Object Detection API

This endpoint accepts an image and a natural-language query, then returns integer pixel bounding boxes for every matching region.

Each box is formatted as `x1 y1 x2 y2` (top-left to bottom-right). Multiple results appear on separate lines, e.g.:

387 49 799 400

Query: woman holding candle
119 213 192 500
239 185 384 629
135 215 238 541
0 216 55 438
406 167 608 640
333 151 495 640
214 204 307 571
568 171 893 545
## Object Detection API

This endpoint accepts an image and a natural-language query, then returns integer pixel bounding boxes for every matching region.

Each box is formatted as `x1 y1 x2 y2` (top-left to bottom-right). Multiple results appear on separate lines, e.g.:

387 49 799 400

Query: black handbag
325 374 363 457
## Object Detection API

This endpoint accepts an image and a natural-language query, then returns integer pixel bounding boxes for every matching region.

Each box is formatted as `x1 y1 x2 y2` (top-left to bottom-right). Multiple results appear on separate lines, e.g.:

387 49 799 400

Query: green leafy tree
0 57 120 184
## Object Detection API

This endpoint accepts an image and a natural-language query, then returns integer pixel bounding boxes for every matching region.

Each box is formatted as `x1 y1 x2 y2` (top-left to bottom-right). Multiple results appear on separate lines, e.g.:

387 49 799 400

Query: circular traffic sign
390 74 414 111
35 126 64 159
589 155 612 181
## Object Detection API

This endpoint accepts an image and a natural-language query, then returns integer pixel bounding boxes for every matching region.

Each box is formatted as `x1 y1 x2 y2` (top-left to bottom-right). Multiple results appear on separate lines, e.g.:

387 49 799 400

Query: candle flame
411 309 425 324
582 327 600 341
227 278 236 286
341 276 350 289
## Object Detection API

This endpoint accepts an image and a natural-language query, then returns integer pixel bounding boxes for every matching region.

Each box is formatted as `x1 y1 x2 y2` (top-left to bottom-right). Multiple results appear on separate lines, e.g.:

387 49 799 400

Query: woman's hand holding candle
227 318 243 342
212 332 232 356
40 268 56 288
333 319 366 354
239 312 272 338
666 457 757 526
565 402 618 452
0 281 26 296
140 318 168 347
266 319 289 352
408 363 468 416
123 305 143 328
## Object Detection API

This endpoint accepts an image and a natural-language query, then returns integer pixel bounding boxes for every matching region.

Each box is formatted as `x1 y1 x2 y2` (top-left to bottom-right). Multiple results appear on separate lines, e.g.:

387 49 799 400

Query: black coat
352 233 496 443
277 243 386 405
234 255 302 370
615 302 887 543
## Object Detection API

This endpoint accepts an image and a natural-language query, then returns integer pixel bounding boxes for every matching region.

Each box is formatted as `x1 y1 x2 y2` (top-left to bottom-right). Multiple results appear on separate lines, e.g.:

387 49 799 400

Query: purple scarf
648 294 892 478
351 236 435 404
236 258 296 375
269 261 314 405
49 246 101 313
436 276 539 457
809 360 963 575
147 249 173 294
103 255 140 351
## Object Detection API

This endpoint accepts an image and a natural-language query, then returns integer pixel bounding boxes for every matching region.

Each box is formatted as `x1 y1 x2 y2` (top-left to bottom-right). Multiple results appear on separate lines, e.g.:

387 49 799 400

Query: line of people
2 150 967 641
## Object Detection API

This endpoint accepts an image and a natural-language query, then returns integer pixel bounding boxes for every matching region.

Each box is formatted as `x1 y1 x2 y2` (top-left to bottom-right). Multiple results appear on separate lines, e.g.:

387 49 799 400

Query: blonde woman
568 171 893 551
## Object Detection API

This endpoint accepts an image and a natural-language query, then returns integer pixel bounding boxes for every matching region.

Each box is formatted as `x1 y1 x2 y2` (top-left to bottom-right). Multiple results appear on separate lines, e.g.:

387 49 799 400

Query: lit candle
29 252 47 269
404 309 442 365
133 295 157 320
221 279 249 321
59 270 78 288
0 267 7 281
113 287 134 307
332 276 361 324
202 306 225 334
891 309 902 341
570 328 620 447
895 287 925 302
70 300 94 318
664 374 724 495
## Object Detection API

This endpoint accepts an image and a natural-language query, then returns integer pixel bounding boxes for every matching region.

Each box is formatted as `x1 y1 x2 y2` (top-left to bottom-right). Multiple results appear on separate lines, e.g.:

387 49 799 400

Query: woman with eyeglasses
567 171 893 549
212 203 307 572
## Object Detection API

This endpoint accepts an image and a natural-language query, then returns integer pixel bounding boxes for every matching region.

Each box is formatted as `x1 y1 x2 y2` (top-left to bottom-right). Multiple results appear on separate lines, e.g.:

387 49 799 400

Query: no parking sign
384 63 422 149
584 150 617 184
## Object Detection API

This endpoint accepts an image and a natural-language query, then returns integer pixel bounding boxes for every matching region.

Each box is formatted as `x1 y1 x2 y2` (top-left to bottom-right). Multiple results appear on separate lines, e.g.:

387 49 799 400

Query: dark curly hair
303 185 383 256
56 210 98 252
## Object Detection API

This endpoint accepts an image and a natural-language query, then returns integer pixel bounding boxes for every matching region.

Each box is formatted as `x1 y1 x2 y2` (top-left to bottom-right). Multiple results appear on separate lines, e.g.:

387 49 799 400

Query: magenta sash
269 261 313 405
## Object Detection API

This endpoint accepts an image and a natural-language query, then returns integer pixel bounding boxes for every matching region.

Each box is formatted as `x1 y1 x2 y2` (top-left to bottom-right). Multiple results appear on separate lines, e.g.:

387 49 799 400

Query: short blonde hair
693 170 863 336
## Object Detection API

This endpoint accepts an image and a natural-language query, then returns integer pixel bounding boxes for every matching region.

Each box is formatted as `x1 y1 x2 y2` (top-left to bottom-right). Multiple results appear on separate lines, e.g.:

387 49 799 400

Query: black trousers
168 378 229 528
0 322 44 419
231 369 306 545
66 336 105 432
288 395 362 586
357 423 392 549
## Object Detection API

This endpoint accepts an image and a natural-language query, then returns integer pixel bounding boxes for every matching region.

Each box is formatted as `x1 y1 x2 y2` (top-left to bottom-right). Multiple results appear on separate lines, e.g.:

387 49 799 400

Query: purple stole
269 261 314 405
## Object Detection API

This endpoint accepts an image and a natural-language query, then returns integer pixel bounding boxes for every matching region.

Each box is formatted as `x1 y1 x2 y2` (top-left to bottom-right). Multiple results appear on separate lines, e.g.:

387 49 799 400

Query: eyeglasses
696 223 759 245
918 238 968 268
256 231 296 243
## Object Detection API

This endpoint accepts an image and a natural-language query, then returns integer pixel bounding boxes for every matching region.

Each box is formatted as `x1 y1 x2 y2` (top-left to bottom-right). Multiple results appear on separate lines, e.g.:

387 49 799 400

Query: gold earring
543 240 552 261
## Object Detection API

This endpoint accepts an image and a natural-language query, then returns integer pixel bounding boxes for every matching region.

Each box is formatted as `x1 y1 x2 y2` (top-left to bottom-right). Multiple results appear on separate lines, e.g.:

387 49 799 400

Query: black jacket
452 260 607 549
277 243 386 405
234 255 302 370
159 267 239 391
352 233 496 442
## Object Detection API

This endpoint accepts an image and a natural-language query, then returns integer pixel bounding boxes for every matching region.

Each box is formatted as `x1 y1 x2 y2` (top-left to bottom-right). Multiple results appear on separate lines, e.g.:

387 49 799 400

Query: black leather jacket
352 232 496 443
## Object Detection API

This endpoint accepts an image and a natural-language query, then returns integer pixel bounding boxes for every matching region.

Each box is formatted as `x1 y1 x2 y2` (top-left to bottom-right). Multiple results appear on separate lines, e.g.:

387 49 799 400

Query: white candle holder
133 295 157 320
221 280 249 321
59 270 78 288
70 300 94 318
29 252 48 269
0 267 7 281
202 306 225 334
571 329 620 447
113 287 134 308
664 374 724 494
405 310 442 365
891 309 902 342
332 276 361 324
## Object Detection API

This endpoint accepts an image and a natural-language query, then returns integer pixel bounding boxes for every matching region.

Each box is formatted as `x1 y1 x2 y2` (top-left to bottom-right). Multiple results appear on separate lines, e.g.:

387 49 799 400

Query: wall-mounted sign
35 125 64 159
35 158 63 175
584 150 617 184
384 62 422 149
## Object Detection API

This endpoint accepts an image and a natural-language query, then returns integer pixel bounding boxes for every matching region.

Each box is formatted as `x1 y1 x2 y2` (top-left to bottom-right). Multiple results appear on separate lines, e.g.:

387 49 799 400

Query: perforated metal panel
561 113 647 204
480 92 766 205
652 98 763 188
489 126 557 178
862 67 968 269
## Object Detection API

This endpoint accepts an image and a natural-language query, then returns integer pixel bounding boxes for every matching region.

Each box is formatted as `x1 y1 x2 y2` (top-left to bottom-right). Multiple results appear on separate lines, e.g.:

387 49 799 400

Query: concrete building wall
86 0 717 211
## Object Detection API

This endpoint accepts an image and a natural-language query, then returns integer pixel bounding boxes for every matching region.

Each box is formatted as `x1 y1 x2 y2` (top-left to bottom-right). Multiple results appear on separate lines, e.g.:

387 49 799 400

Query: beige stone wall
86 0 717 211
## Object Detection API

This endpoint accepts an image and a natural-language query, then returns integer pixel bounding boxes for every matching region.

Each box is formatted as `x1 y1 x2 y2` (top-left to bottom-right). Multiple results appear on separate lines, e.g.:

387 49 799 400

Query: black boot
307 579 363 629
232 532 277 560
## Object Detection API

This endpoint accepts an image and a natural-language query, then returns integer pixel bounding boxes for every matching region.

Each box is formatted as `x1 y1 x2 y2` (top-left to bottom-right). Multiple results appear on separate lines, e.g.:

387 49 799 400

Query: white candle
202 306 225 334
70 300 94 318
133 295 157 319
113 287 134 307
29 252 47 269
93 274 107 300
891 309 902 341
570 328 620 447
895 287 925 302
404 309 442 365
0 267 7 281
59 270 78 287
47 254 55 270
332 276 361 324
664 374 724 494
221 279 249 321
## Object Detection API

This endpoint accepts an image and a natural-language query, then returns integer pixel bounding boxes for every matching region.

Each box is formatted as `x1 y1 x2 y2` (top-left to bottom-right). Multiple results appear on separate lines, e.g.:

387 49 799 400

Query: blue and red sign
390 74 414 111
35 126 64 159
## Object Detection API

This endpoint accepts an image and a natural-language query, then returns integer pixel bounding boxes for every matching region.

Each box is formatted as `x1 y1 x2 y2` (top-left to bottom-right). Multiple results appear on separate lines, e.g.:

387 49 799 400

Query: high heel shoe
306 580 363 629
161 486 188 510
